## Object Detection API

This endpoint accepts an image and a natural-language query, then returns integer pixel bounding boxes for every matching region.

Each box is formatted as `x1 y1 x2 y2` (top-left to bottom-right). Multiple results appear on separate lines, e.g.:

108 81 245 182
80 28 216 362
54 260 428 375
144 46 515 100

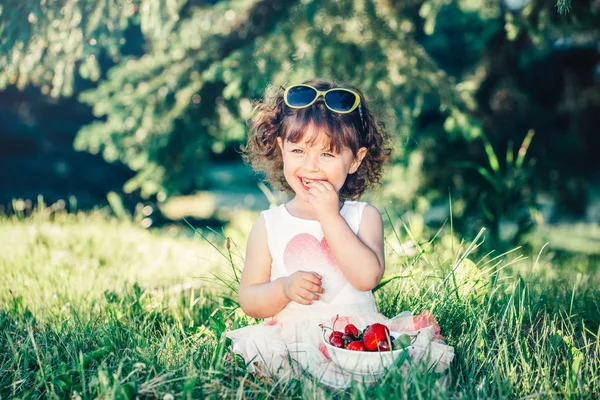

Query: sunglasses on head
283 84 364 124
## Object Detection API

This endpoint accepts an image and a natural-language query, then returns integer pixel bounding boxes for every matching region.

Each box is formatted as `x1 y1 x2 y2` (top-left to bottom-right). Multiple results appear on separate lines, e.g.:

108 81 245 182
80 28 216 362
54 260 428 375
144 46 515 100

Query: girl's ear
276 136 284 153
349 147 368 174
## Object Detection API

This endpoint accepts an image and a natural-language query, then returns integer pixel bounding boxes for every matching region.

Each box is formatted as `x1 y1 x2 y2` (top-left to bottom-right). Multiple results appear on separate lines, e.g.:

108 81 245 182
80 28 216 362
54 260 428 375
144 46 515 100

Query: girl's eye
322 152 335 158
291 149 304 154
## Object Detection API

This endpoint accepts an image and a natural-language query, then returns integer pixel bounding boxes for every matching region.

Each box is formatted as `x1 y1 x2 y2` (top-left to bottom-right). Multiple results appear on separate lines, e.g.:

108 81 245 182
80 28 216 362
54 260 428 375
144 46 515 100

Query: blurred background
1 0 599 252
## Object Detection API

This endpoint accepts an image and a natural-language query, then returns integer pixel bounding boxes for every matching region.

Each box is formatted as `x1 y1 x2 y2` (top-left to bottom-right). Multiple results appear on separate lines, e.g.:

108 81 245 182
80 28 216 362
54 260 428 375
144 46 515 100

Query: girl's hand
283 271 324 305
306 181 340 223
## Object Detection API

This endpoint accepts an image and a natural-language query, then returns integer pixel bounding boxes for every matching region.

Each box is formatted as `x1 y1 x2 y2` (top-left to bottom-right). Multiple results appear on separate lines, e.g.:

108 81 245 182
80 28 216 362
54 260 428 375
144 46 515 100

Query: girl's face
277 124 367 201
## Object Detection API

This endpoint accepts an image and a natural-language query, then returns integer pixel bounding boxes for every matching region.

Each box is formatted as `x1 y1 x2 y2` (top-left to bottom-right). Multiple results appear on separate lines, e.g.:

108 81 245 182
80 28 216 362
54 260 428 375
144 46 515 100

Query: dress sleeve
341 201 368 234
260 209 276 263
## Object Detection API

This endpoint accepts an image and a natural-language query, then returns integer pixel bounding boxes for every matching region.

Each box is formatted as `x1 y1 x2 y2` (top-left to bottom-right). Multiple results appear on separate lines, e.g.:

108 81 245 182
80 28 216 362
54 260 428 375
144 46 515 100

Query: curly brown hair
242 79 392 200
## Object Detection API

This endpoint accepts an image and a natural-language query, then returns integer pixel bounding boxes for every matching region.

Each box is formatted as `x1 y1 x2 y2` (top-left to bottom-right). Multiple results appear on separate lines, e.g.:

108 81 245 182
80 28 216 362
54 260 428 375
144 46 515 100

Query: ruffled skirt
226 302 454 389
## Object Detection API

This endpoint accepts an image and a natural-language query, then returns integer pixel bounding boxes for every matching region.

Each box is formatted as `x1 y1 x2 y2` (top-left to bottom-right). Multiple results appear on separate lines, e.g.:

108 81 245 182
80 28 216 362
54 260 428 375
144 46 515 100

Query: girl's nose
303 153 320 172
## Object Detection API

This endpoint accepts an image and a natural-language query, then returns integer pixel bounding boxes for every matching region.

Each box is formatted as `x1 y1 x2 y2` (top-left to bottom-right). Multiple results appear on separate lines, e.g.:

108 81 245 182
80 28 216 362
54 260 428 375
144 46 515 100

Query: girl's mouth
300 177 320 190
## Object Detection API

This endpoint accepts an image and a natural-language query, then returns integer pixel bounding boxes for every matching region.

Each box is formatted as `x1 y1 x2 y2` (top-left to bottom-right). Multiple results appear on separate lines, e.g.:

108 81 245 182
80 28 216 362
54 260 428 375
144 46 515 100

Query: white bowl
321 331 412 376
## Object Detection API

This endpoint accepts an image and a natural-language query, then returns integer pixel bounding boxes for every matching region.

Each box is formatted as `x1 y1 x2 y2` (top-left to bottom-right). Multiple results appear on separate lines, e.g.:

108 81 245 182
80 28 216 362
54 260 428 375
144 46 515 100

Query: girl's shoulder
340 200 379 233
341 200 377 215
260 204 288 219
259 204 298 231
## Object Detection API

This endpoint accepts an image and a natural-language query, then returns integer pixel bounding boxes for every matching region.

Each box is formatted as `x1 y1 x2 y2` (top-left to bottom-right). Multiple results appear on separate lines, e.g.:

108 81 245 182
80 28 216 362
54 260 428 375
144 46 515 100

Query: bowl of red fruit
320 322 415 376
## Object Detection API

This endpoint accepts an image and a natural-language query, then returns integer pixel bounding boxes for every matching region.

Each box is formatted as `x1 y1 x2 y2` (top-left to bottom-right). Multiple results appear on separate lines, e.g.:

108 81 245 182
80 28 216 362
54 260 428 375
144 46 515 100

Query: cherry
342 333 356 344
376 339 392 352
330 336 345 348
344 324 359 337
346 341 365 351
328 330 344 342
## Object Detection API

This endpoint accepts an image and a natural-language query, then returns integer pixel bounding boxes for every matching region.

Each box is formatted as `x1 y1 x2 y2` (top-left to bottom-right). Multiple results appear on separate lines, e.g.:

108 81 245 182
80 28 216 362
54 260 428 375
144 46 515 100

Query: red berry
330 336 345 348
346 341 365 351
344 324 359 337
362 323 390 351
376 339 392 352
328 331 344 343
342 333 356 344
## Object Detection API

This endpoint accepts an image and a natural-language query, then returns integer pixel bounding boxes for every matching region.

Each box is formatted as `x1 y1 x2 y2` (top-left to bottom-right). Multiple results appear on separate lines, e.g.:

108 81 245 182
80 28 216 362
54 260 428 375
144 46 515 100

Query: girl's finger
300 288 320 301
318 181 335 191
306 189 321 201
307 187 322 196
305 276 323 290
295 293 312 305
310 181 328 192
304 282 324 294
303 271 322 283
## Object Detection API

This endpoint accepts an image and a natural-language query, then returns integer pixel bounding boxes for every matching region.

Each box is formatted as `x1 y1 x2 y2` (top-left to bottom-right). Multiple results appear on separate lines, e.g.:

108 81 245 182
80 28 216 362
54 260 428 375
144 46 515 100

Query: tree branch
199 0 299 61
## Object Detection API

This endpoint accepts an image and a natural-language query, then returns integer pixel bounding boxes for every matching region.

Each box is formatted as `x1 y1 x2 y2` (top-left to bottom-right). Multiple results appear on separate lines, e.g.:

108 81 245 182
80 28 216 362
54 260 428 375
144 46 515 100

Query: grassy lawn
1 207 598 399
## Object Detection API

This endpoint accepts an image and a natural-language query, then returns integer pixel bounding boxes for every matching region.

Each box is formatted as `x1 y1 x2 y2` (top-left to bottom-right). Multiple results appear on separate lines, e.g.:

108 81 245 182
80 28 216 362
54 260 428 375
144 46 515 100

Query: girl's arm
320 205 385 291
238 215 324 318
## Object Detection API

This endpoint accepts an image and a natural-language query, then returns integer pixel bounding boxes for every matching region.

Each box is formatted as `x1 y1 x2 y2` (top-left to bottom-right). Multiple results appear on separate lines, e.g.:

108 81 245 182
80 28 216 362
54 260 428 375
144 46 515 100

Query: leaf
82 346 112 367
209 309 226 338
475 166 501 191
515 129 535 169
506 140 514 165
115 383 137 400
182 375 198 398
373 274 409 292
481 134 500 173
106 192 128 220
556 0 572 15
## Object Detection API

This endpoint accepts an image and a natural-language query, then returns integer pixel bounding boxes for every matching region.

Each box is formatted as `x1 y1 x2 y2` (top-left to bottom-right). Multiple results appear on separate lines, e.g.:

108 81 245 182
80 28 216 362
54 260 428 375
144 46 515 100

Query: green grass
1 207 599 399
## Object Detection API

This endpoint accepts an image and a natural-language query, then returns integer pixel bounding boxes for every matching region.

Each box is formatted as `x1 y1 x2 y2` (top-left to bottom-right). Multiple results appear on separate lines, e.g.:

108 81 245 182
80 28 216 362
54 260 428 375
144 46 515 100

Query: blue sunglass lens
324 90 357 112
286 86 317 107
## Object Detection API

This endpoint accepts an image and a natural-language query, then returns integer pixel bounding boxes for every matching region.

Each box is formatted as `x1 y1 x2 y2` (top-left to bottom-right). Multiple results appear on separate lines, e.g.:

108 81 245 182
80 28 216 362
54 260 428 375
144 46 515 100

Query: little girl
227 79 454 388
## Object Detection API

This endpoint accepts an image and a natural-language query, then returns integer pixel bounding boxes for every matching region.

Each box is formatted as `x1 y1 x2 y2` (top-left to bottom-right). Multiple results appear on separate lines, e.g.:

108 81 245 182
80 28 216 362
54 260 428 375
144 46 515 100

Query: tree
1 0 462 198
1 0 598 241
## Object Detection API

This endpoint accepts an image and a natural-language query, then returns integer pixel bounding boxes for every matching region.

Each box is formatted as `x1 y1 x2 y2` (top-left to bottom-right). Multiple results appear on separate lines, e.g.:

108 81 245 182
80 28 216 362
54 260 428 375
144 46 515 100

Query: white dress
226 201 454 388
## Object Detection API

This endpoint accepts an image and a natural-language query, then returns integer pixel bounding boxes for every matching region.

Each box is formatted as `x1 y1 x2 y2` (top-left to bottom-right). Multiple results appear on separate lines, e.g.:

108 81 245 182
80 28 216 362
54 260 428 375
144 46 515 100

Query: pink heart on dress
283 233 347 303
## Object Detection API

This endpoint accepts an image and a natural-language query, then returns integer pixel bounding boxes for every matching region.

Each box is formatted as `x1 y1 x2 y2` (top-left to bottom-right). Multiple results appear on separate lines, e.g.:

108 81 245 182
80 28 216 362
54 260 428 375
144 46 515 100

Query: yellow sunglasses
283 84 364 123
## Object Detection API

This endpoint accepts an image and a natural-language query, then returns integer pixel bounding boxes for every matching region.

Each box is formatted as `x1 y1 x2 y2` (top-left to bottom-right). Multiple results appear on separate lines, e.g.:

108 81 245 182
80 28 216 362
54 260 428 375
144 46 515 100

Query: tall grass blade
516 129 535 169
481 133 501 173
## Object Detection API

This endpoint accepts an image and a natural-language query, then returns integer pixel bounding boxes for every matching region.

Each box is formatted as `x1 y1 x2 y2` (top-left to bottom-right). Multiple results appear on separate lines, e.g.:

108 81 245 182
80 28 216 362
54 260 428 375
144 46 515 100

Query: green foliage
72 0 465 197
0 0 136 96
75 0 290 197
1 0 599 245
458 129 538 244
1 0 464 198
556 0 572 15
